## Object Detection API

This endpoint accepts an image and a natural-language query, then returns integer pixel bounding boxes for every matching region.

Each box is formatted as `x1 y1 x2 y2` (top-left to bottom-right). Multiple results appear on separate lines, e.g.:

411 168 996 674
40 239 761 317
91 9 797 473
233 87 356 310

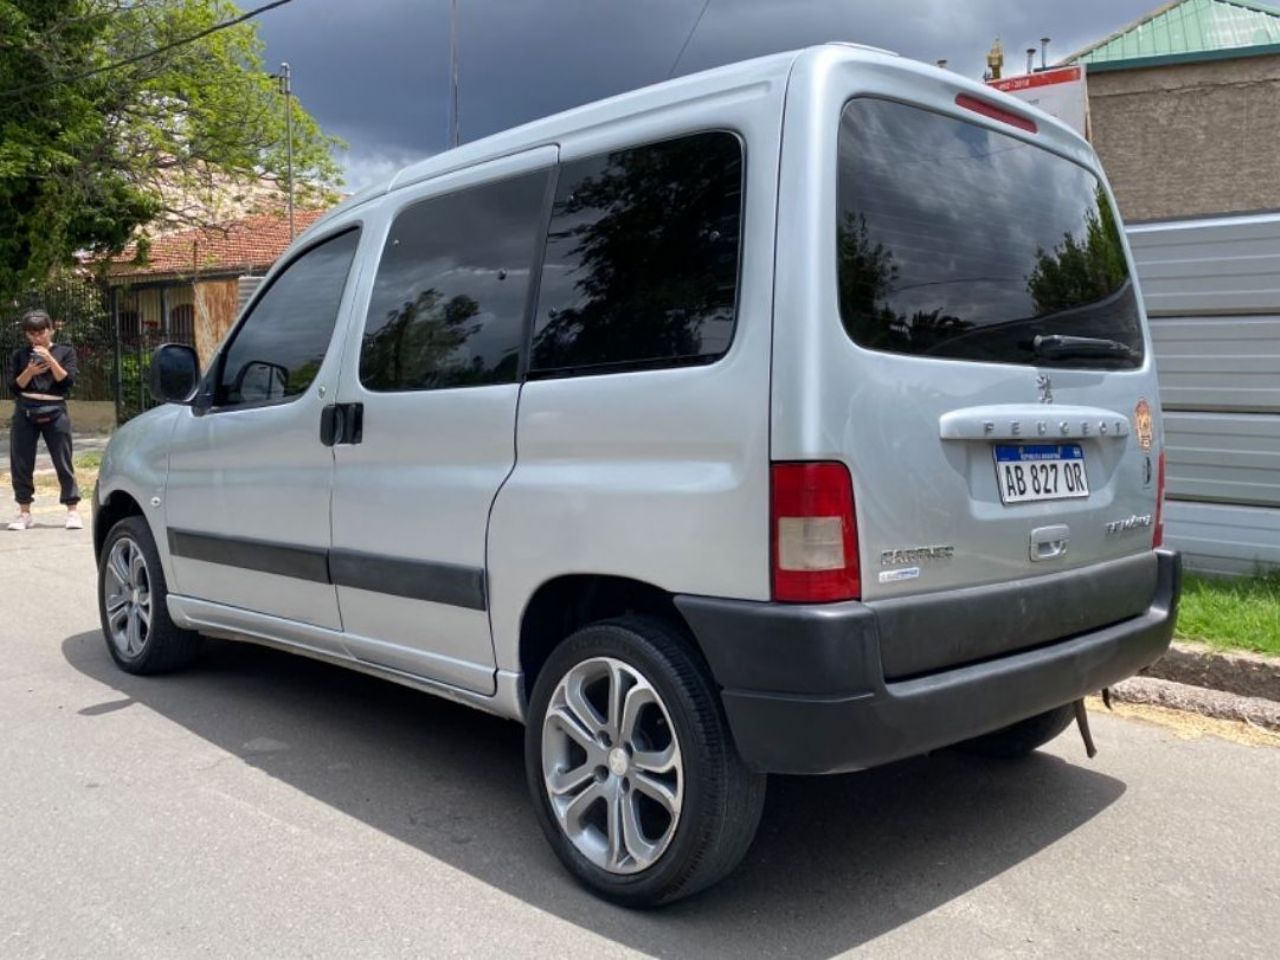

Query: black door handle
320 403 364 446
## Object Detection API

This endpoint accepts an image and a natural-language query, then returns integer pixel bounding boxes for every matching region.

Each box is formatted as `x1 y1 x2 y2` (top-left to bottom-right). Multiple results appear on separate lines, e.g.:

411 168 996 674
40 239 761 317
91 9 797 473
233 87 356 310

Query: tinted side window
216 229 361 407
531 131 743 377
360 170 548 391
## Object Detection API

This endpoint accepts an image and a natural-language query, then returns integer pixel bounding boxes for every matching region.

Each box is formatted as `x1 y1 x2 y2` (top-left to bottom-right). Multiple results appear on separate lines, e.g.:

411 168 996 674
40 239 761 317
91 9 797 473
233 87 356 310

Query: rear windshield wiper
1032 334 1136 362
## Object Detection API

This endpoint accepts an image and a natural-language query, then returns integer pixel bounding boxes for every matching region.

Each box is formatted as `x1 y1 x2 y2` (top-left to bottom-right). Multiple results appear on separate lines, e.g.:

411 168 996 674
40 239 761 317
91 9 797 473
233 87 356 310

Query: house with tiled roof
106 208 329 364
1064 0 1280 221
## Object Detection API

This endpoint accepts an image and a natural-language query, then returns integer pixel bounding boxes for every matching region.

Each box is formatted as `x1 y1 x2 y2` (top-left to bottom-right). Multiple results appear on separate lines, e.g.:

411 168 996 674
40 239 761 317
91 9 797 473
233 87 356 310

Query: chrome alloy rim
103 537 151 658
541 657 684 874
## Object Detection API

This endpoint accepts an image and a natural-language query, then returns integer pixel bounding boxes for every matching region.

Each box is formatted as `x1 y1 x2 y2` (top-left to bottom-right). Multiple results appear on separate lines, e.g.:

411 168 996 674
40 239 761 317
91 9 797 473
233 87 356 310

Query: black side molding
167 529 487 611
330 550 486 611
168 529 330 584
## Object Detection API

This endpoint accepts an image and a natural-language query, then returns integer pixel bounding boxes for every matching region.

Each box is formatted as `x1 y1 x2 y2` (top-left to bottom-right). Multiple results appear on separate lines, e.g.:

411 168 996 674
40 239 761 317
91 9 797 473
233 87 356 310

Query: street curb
1110 676 1280 732
1141 641 1280 703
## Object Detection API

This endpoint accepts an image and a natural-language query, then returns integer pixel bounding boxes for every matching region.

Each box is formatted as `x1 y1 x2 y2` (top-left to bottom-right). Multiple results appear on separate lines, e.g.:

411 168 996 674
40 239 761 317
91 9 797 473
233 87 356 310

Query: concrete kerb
1111 641 1280 732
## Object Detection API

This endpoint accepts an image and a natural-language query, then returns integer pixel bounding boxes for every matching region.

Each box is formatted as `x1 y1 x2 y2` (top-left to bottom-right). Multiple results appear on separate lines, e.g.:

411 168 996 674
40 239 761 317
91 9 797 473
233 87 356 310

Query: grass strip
1177 572 1280 658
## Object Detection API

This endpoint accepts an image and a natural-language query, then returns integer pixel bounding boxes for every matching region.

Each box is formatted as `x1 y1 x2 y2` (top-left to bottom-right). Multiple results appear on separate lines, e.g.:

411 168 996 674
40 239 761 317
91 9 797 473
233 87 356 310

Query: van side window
530 131 743 377
360 170 548 391
216 228 361 408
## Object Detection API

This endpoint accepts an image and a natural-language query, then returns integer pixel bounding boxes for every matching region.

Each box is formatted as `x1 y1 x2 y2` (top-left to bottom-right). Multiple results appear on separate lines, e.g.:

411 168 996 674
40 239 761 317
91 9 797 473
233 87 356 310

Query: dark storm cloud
256 0 1161 189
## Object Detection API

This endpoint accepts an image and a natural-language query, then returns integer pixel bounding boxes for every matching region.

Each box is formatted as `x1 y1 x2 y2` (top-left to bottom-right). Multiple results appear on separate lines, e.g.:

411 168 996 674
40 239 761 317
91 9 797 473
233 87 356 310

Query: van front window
835 97 1144 369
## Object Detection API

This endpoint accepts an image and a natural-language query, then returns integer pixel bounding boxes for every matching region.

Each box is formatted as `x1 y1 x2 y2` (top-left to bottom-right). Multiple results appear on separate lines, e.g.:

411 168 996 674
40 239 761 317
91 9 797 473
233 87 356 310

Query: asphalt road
2 519 1277 959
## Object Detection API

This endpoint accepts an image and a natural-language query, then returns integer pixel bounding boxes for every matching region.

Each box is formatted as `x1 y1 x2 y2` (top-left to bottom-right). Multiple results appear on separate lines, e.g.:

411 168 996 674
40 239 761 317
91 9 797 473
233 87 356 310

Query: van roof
307 44 884 232
305 40 1092 240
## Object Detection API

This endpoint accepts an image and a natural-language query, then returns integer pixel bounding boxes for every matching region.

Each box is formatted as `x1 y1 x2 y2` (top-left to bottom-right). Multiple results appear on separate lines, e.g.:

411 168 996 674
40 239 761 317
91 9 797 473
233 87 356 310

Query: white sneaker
7 513 35 531
65 511 84 530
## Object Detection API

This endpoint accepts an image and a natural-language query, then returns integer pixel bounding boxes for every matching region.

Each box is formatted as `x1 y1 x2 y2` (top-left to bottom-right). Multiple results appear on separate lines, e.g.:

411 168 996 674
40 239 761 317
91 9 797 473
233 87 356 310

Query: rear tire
525 615 765 907
98 516 201 674
955 704 1076 759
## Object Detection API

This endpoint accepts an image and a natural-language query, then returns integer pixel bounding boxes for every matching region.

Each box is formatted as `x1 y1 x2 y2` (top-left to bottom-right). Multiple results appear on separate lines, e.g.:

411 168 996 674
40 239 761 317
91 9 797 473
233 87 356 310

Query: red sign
989 65 1083 94
988 65 1089 138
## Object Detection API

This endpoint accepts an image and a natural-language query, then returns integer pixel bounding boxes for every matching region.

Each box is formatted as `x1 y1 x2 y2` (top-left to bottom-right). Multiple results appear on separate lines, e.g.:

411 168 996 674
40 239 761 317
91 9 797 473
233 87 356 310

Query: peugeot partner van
94 44 1180 906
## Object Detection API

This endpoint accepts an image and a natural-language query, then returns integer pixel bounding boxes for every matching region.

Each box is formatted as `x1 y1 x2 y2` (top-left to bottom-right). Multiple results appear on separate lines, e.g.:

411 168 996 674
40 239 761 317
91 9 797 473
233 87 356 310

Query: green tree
361 288 486 390
531 134 741 370
1027 187 1128 314
0 0 341 300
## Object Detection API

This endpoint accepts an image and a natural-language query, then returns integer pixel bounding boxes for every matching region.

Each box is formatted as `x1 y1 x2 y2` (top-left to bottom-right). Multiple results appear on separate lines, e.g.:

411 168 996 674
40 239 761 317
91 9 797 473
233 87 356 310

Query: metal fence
3 275 200 426
1129 213 1280 576
2 272 116 407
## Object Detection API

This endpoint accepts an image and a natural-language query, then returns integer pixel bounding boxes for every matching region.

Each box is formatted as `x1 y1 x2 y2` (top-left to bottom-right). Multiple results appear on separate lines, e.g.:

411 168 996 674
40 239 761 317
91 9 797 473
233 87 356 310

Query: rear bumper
675 549 1181 774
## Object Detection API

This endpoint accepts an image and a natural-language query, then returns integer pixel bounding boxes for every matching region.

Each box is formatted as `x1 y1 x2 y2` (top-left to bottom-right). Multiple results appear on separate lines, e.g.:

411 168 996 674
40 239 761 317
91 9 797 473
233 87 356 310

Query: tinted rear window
836 98 1143 369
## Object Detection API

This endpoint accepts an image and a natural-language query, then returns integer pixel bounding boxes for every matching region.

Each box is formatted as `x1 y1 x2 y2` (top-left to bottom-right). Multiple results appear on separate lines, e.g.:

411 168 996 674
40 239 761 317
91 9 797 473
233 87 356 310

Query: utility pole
280 62 295 239
449 0 460 149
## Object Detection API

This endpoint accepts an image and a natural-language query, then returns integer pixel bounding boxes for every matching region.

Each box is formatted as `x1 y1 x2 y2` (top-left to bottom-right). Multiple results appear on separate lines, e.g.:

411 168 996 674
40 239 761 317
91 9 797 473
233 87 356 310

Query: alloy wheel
103 537 152 659
540 656 684 874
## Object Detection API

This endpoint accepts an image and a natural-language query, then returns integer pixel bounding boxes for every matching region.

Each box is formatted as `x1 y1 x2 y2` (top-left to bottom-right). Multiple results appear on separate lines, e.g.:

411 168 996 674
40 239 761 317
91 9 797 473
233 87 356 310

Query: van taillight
955 93 1038 134
771 462 860 603
1153 449 1167 549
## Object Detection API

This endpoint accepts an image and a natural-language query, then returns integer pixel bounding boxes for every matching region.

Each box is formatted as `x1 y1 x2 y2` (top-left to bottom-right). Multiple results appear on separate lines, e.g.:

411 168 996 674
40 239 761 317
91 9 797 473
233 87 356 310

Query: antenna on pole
280 62 294 240
449 0 460 149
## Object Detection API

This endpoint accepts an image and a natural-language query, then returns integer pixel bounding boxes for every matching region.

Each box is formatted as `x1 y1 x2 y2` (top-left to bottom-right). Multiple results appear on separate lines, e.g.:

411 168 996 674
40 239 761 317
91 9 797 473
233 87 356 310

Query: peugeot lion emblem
1036 373 1054 405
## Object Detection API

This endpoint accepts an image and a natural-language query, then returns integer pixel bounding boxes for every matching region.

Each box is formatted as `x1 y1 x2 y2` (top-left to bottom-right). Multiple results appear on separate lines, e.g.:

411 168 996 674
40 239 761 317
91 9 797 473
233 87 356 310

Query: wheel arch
517 574 712 702
93 488 146 560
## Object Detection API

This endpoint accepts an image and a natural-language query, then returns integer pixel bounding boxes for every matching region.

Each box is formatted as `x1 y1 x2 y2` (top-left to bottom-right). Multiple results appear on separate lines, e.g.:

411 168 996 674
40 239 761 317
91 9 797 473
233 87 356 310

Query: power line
0 0 297 99
666 0 712 80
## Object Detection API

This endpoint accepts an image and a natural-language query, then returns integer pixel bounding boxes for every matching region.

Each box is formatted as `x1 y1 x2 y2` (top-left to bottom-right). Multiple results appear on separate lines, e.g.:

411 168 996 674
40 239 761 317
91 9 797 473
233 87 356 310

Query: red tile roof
108 209 329 280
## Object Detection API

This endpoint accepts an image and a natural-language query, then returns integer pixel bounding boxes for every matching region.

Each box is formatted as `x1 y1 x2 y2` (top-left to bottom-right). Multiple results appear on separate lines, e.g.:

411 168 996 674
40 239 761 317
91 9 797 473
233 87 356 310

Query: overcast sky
255 0 1161 191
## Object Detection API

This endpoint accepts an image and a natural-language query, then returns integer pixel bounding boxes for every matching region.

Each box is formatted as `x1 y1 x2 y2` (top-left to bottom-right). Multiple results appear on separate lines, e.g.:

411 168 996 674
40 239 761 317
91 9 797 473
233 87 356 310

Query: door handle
1030 524 1070 562
319 403 364 446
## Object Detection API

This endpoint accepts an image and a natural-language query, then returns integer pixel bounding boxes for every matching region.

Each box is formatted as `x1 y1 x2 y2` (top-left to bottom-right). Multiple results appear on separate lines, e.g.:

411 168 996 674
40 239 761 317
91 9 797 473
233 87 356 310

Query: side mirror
149 343 200 404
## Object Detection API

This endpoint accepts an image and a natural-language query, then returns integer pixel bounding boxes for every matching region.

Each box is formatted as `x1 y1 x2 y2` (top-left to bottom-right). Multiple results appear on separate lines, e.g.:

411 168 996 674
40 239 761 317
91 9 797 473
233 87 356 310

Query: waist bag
22 403 64 426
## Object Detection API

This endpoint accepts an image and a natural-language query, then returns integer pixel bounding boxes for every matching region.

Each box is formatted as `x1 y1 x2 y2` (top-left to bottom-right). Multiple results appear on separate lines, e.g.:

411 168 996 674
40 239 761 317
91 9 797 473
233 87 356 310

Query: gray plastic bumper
675 549 1181 775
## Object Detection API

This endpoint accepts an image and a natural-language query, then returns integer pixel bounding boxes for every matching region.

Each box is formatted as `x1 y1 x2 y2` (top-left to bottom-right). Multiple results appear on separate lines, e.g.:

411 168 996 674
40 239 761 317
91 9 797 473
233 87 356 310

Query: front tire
98 516 200 674
525 616 765 907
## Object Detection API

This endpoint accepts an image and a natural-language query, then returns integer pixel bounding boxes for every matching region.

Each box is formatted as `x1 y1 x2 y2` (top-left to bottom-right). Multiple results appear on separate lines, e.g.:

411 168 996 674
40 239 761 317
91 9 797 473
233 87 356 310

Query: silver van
94 44 1180 906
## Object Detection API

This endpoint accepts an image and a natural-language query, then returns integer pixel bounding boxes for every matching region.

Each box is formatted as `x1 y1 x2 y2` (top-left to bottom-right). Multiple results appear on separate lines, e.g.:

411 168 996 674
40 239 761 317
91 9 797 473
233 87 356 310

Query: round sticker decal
1135 398 1153 452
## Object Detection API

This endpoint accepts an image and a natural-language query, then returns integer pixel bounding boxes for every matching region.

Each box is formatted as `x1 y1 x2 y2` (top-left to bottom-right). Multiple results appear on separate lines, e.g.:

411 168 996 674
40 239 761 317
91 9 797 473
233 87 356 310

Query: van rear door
773 59 1164 616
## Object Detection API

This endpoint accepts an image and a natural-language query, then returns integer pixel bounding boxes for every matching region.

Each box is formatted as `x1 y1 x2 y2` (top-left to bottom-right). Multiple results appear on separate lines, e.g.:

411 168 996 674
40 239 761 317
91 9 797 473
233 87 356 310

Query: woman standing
7 310 81 530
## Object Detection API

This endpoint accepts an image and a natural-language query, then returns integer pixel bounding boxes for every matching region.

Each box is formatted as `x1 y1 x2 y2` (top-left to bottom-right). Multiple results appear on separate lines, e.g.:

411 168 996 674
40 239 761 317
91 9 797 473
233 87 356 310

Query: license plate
993 444 1089 505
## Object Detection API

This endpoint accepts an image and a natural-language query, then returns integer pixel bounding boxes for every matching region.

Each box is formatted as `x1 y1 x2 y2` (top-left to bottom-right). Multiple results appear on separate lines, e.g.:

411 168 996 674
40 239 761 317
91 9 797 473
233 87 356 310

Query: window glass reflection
361 170 547 391
836 99 1143 368
217 229 360 407
531 132 743 376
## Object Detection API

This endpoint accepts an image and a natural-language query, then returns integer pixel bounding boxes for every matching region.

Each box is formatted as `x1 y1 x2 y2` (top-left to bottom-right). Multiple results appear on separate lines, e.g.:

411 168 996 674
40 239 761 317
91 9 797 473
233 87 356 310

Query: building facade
108 209 327 368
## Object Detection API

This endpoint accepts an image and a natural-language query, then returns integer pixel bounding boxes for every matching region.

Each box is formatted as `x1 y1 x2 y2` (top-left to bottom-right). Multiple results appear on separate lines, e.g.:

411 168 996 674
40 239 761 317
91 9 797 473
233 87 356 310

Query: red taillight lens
955 93 1038 133
771 462 860 603
1153 449 1167 548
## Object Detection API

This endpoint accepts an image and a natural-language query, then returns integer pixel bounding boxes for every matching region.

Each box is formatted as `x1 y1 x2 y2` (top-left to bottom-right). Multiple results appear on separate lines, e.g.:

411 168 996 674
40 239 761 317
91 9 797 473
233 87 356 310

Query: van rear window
836 98 1144 369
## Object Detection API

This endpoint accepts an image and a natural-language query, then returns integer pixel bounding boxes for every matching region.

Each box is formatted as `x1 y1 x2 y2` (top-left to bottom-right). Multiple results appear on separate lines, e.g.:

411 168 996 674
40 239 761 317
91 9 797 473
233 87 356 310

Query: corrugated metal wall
1129 213 1280 575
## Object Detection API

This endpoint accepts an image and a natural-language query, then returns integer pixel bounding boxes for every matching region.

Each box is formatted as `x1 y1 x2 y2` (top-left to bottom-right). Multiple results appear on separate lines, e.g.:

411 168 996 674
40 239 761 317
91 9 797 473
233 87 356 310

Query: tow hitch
1074 698 1098 758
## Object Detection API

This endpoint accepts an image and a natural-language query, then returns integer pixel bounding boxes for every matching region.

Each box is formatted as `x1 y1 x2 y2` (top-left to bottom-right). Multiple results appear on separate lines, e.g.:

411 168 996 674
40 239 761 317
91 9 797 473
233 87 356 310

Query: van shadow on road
63 631 1125 959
